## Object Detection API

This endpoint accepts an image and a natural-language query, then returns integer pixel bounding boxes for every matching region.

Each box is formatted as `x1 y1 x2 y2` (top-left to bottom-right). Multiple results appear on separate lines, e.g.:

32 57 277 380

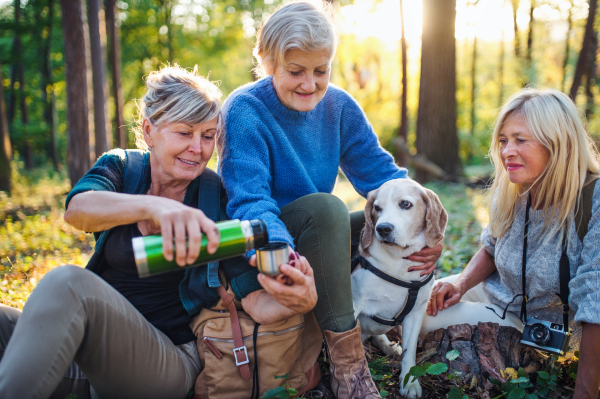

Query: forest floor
4 163 580 399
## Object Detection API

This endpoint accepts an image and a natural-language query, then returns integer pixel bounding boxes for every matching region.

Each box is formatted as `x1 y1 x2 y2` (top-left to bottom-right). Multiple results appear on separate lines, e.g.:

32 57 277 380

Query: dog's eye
399 201 413 210
373 204 382 212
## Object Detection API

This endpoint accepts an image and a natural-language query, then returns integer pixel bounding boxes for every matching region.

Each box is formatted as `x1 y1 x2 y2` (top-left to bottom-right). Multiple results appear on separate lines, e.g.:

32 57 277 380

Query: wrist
456 278 468 295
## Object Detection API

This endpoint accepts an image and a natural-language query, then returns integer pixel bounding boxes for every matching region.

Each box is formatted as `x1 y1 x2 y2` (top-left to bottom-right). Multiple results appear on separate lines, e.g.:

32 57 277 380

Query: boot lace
348 359 380 399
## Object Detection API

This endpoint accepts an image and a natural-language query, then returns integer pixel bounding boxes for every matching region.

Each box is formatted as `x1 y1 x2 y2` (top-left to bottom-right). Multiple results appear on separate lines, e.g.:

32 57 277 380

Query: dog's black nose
376 223 394 237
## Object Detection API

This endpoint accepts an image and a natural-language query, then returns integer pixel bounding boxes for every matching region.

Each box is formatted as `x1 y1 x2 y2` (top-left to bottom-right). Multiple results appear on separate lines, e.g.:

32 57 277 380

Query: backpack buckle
233 346 249 366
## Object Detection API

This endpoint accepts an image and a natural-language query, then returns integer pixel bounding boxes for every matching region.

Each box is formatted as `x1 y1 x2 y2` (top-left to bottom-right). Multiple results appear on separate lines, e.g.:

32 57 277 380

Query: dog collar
356 256 433 327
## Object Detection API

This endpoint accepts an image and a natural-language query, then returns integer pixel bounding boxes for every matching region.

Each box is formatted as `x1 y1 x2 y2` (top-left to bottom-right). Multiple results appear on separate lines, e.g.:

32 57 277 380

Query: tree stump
419 322 551 385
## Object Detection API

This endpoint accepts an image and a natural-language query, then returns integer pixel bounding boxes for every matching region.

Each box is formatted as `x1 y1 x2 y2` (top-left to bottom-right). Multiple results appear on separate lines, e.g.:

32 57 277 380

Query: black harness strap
357 256 433 327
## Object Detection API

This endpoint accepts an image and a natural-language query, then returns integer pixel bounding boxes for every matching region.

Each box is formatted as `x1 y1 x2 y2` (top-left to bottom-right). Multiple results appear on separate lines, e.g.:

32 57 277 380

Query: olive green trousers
279 193 365 333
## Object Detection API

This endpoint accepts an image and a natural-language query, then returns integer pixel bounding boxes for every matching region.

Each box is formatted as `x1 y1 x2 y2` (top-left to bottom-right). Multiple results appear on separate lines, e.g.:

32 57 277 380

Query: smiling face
271 48 332 112
143 117 218 184
499 115 550 187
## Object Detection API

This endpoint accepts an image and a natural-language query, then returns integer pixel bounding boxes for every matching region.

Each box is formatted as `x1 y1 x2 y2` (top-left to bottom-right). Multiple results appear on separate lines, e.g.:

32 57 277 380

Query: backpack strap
216 285 251 380
123 150 149 195
196 168 222 288
576 176 598 243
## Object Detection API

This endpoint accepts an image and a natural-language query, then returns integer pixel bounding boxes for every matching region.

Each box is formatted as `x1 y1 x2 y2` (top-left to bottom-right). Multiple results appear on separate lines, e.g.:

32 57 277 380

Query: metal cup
256 242 291 276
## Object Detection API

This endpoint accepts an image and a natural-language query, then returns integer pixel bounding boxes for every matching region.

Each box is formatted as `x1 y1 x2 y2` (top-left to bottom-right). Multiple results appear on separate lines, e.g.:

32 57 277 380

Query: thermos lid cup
256 241 290 276
249 220 269 249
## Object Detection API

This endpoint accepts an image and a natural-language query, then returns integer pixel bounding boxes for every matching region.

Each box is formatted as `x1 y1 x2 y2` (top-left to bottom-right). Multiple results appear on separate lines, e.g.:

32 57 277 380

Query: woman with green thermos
0 65 316 399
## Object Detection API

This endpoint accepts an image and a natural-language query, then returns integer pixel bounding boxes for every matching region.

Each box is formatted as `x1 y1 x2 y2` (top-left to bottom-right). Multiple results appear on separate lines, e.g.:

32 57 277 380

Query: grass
0 161 94 308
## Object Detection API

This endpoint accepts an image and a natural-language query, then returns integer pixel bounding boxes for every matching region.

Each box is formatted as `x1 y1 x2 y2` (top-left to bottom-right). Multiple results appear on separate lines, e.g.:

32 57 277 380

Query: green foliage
403 359 449 387
368 356 394 392
0 162 93 308
489 366 568 399
260 375 297 399
446 349 460 362
447 386 468 399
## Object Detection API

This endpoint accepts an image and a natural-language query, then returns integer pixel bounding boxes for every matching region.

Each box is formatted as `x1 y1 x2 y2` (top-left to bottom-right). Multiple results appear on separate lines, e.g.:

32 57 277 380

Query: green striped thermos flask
132 219 268 278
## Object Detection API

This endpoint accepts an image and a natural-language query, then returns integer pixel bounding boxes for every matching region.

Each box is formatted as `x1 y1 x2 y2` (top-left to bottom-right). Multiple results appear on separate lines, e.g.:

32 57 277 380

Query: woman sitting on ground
218 2 442 397
0 65 311 399
424 88 600 398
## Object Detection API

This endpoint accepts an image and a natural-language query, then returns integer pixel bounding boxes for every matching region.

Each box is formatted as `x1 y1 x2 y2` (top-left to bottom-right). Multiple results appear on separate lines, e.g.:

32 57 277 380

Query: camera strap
487 192 571 328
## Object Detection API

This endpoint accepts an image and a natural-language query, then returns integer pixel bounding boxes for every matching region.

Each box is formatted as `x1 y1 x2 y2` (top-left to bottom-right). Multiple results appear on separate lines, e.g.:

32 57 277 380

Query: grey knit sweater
480 183 600 350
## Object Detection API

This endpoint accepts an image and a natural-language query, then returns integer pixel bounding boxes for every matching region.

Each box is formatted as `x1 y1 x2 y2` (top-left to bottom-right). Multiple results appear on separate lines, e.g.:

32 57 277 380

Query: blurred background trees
0 0 599 188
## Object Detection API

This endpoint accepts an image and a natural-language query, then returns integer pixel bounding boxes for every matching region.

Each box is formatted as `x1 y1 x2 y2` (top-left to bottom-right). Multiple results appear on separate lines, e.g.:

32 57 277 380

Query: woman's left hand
406 241 443 276
249 253 318 314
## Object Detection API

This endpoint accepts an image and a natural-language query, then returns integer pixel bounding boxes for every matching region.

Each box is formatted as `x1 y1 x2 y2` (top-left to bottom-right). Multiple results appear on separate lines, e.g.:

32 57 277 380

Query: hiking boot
324 321 381 399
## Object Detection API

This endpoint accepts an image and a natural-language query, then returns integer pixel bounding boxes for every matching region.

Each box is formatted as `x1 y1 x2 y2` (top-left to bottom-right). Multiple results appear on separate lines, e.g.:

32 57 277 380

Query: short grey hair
253 1 338 78
134 65 222 150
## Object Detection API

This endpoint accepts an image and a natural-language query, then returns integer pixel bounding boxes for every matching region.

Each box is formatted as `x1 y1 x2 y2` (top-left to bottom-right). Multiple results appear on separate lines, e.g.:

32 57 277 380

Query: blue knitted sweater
219 76 407 247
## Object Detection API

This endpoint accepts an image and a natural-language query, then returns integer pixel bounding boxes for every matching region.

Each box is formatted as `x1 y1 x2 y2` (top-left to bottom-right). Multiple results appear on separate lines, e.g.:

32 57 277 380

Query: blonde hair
253 0 338 78
134 65 222 150
488 88 600 240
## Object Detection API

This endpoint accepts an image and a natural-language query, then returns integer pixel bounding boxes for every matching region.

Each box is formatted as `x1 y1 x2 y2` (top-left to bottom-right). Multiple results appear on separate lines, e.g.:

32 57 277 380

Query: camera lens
530 323 552 345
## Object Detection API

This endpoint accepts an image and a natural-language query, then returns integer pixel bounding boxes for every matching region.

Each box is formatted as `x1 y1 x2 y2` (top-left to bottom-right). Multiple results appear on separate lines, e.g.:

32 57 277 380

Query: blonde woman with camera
425 88 600 398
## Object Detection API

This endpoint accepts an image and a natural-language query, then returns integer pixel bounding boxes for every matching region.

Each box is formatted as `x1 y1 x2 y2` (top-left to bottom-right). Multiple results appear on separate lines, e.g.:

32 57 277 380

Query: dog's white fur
352 179 448 398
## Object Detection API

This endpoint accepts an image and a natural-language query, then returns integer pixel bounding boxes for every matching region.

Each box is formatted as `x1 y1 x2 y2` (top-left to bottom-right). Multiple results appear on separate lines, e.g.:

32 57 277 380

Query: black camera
520 317 571 356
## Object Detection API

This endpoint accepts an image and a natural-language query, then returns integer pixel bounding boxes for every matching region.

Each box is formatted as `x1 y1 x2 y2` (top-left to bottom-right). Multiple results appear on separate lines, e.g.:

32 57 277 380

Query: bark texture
415 0 460 182
0 57 11 192
570 0 599 99
88 0 112 155
60 0 93 185
106 0 127 149
395 0 409 168
420 322 551 385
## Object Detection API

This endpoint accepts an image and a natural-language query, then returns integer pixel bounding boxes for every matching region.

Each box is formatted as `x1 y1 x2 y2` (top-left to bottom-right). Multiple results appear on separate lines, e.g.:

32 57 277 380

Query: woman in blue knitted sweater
218 2 443 397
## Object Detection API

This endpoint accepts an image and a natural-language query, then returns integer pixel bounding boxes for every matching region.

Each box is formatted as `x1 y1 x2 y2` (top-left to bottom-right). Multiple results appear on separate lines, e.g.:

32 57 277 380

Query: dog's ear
361 188 379 250
421 187 448 248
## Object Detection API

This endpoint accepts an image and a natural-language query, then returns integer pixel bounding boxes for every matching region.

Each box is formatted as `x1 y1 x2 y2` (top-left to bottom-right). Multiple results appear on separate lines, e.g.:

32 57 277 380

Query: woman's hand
241 289 298 325
427 280 464 316
407 242 443 276
249 252 318 314
146 198 221 267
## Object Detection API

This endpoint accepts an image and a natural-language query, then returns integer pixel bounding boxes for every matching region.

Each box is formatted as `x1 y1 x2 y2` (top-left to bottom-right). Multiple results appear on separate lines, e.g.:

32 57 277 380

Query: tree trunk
105 0 127 149
420 323 551 385
562 0 574 93
395 0 409 168
416 0 460 182
511 0 520 58
585 31 598 117
88 0 112 156
0 57 11 193
570 0 598 100
158 0 174 62
470 1 478 136
498 28 505 108
35 0 59 169
9 0 31 169
60 0 93 185
526 0 534 68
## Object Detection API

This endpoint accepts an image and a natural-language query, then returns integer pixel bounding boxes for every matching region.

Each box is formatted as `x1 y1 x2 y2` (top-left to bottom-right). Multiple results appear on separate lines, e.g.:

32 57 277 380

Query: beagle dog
351 178 447 398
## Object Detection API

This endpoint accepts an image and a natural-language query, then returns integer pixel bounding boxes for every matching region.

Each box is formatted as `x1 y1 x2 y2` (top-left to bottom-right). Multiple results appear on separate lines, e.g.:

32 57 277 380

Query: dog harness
354 256 433 327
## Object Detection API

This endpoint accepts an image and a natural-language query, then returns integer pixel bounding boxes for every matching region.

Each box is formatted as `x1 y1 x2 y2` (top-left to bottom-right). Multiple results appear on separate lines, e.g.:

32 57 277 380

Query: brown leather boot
324 321 382 399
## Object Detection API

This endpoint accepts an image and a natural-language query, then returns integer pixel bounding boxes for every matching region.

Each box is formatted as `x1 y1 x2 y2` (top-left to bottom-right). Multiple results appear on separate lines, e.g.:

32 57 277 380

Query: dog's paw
399 377 422 398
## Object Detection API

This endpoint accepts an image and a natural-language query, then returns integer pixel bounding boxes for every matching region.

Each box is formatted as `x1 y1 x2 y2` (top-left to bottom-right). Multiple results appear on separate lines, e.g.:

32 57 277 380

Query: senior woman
218 2 442 397
0 66 301 399
424 89 600 398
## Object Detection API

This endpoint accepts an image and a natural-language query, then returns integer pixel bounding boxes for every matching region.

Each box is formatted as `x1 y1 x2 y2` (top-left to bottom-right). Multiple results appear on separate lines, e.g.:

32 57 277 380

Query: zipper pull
203 337 223 359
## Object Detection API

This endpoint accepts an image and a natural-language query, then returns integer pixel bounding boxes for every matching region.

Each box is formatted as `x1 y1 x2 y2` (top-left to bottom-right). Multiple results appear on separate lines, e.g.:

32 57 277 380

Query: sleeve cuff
230 268 263 301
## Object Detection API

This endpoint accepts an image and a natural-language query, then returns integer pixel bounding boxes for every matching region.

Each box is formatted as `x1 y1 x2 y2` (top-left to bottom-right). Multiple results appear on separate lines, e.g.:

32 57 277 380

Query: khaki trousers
420 274 523 336
0 265 201 399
